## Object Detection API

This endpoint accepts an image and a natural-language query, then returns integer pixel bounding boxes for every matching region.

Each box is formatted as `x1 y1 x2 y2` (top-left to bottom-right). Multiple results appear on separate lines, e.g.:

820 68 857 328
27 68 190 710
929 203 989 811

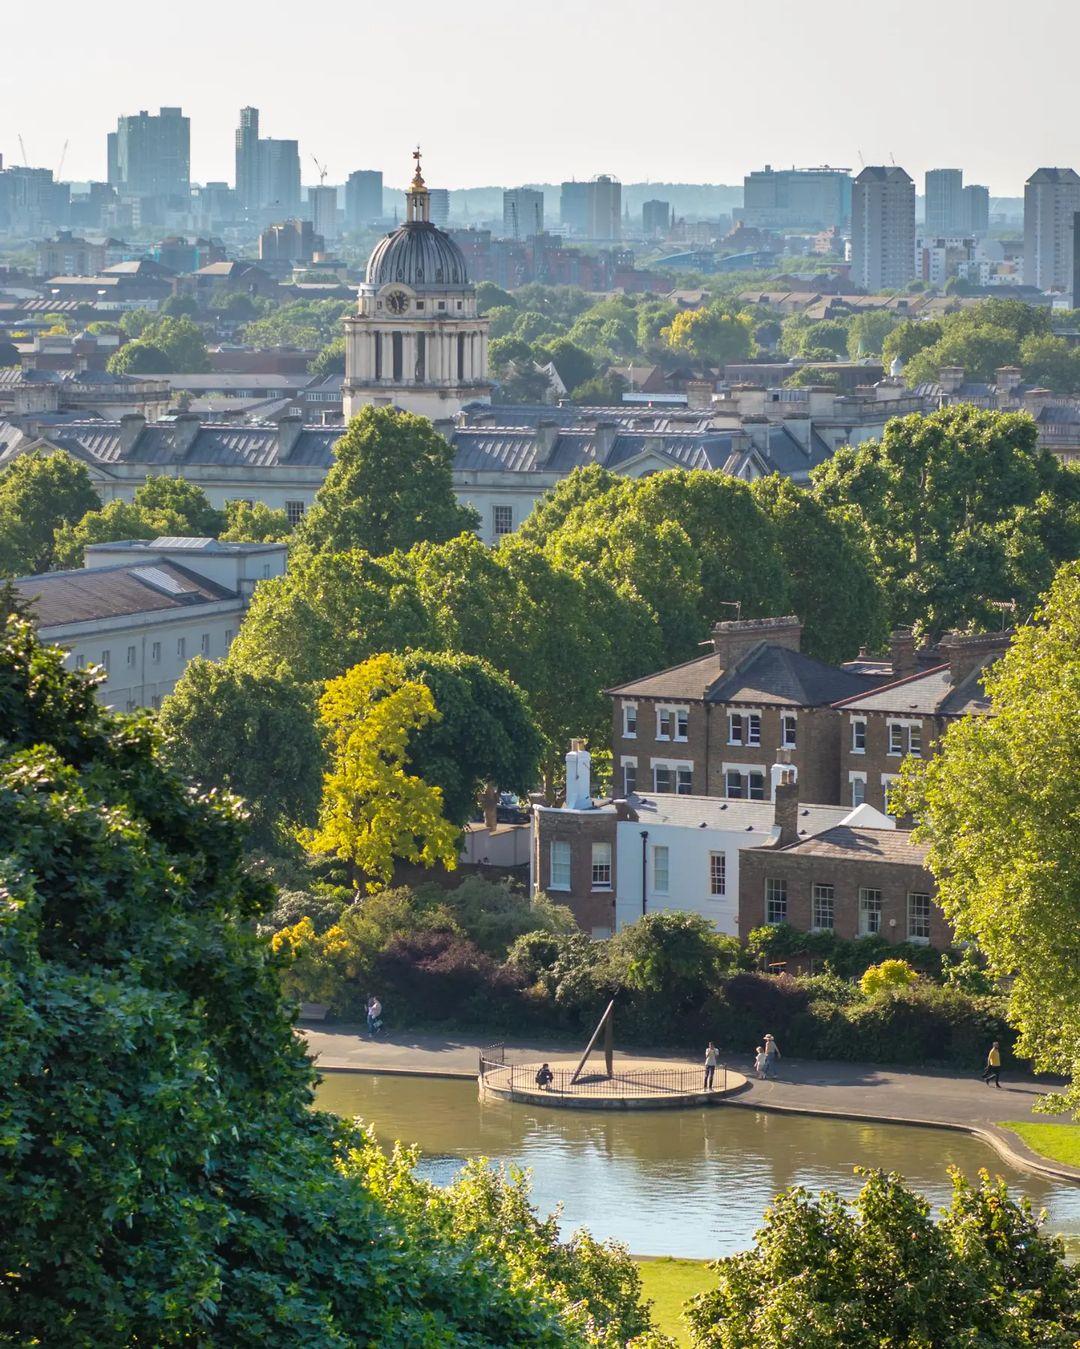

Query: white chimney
770 754 798 801
564 739 592 811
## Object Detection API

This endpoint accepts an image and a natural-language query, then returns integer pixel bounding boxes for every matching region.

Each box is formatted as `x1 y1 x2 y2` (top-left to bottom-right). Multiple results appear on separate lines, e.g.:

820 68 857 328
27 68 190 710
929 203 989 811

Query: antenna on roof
986 599 1017 630
717 600 742 620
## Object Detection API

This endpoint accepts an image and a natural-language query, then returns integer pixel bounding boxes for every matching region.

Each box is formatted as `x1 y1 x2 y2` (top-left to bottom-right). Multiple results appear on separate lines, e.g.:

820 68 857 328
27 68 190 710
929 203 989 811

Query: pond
316 1071 1080 1260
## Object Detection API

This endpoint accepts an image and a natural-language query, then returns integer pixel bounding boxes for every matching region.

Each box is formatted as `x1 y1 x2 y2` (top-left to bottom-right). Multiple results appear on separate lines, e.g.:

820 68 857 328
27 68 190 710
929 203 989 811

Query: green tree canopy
0 449 100 575
686 1168 1080 1347
539 336 596 394
474 281 515 314
882 318 943 373
894 562 1080 1115
0 614 657 1343
294 407 479 556
240 298 350 348
158 659 324 848
846 309 899 359
811 406 1080 636
105 339 170 373
661 304 753 366
219 498 292 542
108 315 210 374
308 334 346 376
53 475 226 568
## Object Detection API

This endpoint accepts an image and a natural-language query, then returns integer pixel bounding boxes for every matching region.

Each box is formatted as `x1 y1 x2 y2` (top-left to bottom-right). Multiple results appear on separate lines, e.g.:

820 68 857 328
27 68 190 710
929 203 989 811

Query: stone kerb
478 1056 749 1111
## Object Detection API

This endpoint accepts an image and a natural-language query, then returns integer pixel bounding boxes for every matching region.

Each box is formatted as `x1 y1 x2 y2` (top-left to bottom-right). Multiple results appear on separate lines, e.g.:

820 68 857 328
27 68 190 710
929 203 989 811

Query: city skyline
0 0 1075 196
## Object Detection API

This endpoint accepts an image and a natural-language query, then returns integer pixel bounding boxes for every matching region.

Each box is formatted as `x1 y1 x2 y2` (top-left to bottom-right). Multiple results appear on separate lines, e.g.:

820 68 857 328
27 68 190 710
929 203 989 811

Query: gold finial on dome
407 145 430 223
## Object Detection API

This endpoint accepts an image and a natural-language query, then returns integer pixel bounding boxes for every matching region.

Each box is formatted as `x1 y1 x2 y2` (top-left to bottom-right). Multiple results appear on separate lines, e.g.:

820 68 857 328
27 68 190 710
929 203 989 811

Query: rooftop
833 662 994 717
762 824 929 866
16 560 236 628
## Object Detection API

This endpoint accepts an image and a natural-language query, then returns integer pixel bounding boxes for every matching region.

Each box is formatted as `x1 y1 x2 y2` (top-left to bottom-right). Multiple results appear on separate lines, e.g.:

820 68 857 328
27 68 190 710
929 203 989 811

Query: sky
0 0 1074 197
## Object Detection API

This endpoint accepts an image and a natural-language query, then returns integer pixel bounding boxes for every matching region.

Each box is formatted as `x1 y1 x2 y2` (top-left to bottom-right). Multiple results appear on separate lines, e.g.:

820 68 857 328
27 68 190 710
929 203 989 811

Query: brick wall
534 808 618 935
739 847 950 948
839 710 944 812
611 695 708 795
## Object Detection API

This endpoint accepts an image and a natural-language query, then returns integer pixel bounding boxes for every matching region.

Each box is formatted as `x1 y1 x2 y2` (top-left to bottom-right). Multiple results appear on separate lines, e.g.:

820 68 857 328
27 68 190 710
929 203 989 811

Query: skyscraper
345 170 383 228
925 169 963 235
642 199 671 238
742 166 852 228
851 166 916 291
559 175 621 239
503 187 544 239
233 108 300 216
110 108 190 201
1024 167 1080 291
427 188 450 228
961 184 990 235
308 185 338 242
235 106 261 212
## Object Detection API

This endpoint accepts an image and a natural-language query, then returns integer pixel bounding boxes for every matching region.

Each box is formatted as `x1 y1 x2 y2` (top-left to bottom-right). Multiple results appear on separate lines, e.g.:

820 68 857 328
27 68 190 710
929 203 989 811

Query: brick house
832 629 1010 814
606 616 883 806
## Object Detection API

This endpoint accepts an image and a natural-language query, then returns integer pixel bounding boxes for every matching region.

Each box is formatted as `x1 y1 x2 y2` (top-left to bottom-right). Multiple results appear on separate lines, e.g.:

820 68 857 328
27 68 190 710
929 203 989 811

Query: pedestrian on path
763 1034 781 1079
366 995 383 1036
704 1042 719 1090
981 1040 1002 1088
753 1045 767 1080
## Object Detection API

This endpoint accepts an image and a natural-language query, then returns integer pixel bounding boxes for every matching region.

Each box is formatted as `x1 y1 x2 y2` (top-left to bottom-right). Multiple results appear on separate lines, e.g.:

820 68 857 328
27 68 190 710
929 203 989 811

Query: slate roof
627 794 850 837
16 561 235 628
765 825 929 866
833 663 993 717
607 650 727 700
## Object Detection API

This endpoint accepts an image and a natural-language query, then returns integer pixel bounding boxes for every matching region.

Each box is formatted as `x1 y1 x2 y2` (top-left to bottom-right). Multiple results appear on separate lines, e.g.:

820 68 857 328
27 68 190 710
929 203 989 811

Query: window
725 768 744 798
812 883 835 932
748 771 765 800
126 645 136 667
492 504 514 537
261 564 271 579
549 840 571 891
151 695 161 710
858 887 882 936
101 650 111 673
908 722 922 755
674 708 689 741
286 500 306 525
201 633 210 655
709 851 726 896
727 711 743 744
652 845 669 894
591 841 612 890
74 653 86 670
781 713 797 748
851 718 866 753
621 757 637 796
882 774 900 815
888 721 906 755
747 713 761 746
654 765 673 793
124 700 136 713
725 767 764 799
676 765 692 795
176 638 186 659
850 773 866 807
765 878 787 925
657 707 672 740
622 703 637 738
225 629 234 645
151 641 161 664
907 892 931 943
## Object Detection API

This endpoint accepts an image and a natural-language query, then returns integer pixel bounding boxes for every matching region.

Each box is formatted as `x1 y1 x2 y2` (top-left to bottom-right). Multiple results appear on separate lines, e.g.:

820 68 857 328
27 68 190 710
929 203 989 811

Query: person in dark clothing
535 1063 554 1090
981 1040 1002 1088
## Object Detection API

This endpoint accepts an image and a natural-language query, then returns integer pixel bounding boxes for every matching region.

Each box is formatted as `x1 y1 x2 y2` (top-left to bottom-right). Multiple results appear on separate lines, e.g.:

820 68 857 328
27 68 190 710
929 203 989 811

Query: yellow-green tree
303 654 460 890
660 304 753 366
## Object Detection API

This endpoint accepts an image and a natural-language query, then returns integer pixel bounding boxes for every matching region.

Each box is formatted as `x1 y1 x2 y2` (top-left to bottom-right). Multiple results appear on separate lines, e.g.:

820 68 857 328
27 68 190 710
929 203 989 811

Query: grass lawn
1000 1120 1080 1169
636 1257 713 1347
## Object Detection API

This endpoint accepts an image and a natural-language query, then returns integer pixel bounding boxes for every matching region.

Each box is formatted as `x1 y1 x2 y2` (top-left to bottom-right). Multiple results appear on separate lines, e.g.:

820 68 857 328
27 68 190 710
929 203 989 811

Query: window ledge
590 885 612 893
850 748 866 755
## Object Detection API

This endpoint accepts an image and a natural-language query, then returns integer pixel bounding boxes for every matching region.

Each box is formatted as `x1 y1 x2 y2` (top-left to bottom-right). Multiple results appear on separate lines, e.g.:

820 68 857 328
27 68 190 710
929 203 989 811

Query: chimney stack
564 739 592 811
119 412 146 453
276 410 304 461
710 615 802 668
940 630 1012 688
773 770 799 847
889 628 917 678
533 419 559 467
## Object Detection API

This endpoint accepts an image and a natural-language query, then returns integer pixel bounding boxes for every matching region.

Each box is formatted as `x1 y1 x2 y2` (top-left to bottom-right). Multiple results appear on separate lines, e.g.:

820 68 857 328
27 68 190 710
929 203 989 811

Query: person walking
366 995 383 1036
753 1045 767 1080
981 1040 1002 1088
704 1042 719 1091
763 1033 781 1079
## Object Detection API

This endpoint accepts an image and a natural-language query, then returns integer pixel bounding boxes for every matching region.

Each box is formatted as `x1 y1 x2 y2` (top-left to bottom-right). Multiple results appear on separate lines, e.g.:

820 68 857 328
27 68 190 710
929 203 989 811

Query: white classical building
342 150 491 420
16 536 287 711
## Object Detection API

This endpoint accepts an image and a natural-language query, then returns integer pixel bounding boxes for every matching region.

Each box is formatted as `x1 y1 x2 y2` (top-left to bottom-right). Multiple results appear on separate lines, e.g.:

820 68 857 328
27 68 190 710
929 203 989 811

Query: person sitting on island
535 1063 554 1090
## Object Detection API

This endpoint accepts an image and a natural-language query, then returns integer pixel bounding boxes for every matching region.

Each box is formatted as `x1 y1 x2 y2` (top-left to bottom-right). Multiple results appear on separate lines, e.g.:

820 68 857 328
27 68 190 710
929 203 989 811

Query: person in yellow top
981 1040 1002 1089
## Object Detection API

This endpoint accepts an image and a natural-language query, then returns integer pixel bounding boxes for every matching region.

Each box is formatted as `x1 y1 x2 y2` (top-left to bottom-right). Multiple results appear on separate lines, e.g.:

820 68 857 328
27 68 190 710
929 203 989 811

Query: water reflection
316 1072 1080 1260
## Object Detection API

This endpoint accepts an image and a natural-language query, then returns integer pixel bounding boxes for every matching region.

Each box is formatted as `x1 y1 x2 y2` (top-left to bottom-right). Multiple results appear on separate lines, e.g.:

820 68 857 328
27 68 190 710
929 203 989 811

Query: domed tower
343 148 491 420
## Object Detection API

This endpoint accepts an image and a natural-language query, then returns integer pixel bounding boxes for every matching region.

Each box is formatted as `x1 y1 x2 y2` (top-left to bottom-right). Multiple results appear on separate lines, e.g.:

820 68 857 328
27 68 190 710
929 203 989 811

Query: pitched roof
764 824 929 866
608 649 726 700
16 561 235 628
833 662 992 717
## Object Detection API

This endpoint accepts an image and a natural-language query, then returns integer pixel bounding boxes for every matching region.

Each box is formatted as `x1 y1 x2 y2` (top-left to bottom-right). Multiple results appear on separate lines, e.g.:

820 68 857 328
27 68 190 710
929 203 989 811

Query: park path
301 1024 1080 1184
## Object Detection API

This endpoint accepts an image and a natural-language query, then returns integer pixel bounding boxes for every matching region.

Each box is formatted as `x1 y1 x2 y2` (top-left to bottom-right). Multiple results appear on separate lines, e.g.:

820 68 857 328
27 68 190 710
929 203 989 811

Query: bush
374 930 526 1027
426 875 576 958
859 958 919 998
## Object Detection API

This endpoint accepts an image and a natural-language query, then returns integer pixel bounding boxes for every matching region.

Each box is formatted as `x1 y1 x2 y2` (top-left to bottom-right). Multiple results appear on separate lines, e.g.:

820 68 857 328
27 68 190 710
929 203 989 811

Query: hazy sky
1 0 1073 197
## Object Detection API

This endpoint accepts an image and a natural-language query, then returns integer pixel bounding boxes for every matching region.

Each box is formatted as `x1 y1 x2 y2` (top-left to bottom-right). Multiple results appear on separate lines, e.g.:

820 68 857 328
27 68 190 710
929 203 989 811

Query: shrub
374 930 526 1027
425 875 576 958
258 887 348 936
860 958 919 998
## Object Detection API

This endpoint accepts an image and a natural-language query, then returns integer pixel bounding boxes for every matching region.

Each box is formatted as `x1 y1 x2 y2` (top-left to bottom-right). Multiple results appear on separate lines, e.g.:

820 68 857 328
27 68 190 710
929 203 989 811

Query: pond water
316 1072 1080 1260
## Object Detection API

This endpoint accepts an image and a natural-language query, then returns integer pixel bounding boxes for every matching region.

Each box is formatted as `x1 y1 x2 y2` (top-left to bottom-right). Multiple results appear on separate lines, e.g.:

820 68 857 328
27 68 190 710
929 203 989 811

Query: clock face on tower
385 289 409 315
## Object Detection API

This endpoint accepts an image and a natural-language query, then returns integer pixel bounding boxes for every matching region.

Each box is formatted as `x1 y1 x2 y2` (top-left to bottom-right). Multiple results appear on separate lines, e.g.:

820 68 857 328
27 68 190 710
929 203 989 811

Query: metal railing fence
478 1054 727 1097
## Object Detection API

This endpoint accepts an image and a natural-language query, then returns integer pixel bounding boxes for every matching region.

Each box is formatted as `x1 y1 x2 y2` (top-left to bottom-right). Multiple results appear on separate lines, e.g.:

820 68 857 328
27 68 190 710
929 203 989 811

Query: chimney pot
889 627 917 678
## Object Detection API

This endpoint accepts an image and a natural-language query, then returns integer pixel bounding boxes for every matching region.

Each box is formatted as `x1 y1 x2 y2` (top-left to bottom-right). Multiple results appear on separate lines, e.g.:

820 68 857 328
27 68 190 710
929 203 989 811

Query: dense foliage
894 561 1080 1115
0 615 663 1345
0 450 100 575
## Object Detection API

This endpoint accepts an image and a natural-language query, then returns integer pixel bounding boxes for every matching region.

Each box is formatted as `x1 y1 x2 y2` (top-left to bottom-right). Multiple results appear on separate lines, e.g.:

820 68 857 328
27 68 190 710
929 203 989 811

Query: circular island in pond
478 1053 748 1111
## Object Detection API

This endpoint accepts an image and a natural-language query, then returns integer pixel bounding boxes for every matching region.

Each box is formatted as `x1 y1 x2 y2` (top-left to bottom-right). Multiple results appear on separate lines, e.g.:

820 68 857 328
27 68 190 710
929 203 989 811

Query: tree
0 614 659 1343
160 294 201 318
799 319 850 358
398 651 542 826
610 912 739 1013
811 406 1080 636
52 475 226 568
893 564 1080 1115
846 310 898 359
0 450 100 575
750 474 887 663
294 406 479 556
474 281 515 314
686 1168 1080 1347
158 659 324 848
303 654 462 889
107 340 170 373
219 498 292 542
572 370 629 404
308 334 346 375
903 322 1019 386
226 547 432 684
881 318 943 374
661 305 753 366
859 958 918 998
539 336 595 394
1020 332 1080 393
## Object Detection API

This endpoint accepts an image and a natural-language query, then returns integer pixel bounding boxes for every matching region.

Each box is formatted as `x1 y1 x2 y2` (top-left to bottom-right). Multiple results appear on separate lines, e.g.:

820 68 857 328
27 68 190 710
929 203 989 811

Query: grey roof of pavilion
832 663 993 717
16 560 235 627
761 824 929 866
625 794 849 836
22 420 342 470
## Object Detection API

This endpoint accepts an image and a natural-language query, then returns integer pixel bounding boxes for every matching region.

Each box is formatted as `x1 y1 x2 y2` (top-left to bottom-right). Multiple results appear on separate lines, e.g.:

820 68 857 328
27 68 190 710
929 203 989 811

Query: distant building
961 184 990 235
308 185 338 241
235 106 261 212
427 188 450 228
109 107 190 202
503 187 544 239
924 169 963 235
0 165 69 234
851 166 916 291
259 218 322 263
36 231 106 277
16 537 287 712
742 165 852 229
345 170 383 228
1024 167 1080 291
233 107 300 215
642 199 671 238
560 175 621 240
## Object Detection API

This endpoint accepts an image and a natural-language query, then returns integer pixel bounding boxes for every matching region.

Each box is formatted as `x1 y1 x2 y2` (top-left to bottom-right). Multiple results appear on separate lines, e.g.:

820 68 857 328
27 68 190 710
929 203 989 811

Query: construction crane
56 139 69 179
17 134 29 167
312 156 328 186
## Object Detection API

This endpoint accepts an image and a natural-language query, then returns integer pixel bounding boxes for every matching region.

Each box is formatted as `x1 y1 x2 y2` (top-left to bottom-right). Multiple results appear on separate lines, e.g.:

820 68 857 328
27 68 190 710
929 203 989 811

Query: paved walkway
301 1025 1080 1183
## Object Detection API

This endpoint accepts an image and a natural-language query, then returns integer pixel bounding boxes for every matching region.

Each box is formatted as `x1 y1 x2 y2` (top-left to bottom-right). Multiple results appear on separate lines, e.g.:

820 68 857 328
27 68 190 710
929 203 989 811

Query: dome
365 221 469 289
